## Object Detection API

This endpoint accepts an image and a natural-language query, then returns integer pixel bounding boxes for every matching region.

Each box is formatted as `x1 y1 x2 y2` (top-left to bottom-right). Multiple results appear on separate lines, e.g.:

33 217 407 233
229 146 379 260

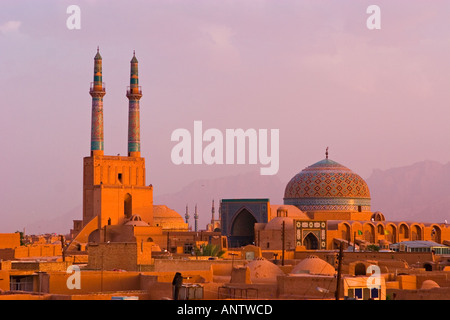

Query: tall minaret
185 205 190 225
126 50 143 157
89 47 106 156
194 204 199 232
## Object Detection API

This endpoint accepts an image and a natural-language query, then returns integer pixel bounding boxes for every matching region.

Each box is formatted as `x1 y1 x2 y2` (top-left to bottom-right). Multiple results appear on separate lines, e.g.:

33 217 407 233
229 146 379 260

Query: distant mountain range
24 205 82 236
366 160 450 224
154 171 286 230
24 160 450 234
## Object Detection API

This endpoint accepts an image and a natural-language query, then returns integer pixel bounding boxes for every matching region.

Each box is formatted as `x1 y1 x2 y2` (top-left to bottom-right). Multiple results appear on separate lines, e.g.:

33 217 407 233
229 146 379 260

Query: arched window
399 224 409 239
431 226 441 243
386 224 396 243
354 263 366 276
341 223 351 242
363 224 375 243
411 225 422 241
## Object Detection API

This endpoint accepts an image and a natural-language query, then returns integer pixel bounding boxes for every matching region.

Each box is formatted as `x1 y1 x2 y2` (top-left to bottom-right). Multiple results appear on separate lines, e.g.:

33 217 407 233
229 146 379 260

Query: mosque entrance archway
304 232 319 250
229 208 257 247
124 193 132 219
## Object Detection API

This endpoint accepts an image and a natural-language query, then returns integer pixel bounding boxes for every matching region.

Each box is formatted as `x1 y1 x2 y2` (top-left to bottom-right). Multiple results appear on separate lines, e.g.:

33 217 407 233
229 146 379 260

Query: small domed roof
290 255 335 276
371 211 385 221
124 214 149 226
246 258 284 283
270 205 309 219
265 217 295 230
421 280 440 290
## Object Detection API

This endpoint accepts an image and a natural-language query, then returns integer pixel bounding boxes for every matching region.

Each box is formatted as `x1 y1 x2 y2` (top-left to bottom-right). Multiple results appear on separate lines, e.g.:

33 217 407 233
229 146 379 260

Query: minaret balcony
127 86 142 96
90 82 106 93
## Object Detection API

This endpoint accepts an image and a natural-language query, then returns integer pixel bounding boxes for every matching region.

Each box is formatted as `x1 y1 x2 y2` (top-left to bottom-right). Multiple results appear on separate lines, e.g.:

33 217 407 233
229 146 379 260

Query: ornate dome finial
326 146 329 159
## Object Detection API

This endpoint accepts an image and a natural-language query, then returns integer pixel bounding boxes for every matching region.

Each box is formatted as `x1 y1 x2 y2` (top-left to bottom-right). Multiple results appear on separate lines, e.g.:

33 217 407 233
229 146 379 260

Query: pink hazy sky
1 0 450 232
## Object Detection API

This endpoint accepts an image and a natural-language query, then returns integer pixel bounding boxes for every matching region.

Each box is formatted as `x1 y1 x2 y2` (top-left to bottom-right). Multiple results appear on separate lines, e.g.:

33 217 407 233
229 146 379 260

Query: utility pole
60 235 65 262
167 232 170 252
281 221 285 266
335 242 344 300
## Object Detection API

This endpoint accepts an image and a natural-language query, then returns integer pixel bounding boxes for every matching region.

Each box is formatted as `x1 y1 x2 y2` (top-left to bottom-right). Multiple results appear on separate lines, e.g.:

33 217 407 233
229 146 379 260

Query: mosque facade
69 49 450 255
221 152 450 250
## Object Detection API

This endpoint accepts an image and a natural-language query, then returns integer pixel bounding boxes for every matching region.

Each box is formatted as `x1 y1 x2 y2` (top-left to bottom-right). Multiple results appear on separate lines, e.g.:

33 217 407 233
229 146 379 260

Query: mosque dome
284 157 371 212
290 255 336 276
153 205 188 231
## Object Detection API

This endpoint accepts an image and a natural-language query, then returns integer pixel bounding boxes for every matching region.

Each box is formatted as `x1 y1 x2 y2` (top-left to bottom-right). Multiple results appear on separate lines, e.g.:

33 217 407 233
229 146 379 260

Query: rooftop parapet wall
0 233 20 249
152 258 247 273
294 251 435 266
11 261 70 272
0 245 62 261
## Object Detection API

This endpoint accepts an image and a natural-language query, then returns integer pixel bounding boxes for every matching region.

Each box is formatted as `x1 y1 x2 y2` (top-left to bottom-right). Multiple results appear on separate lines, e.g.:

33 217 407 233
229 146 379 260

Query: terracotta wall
152 259 246 272
11 261 69 272
388 286 450 300
87 242 151 271
0 270 9 291
43 270 142 295
294 251 434 266
0 245 62 260
277 275 337 299
0 233 20 249
0 249 14 260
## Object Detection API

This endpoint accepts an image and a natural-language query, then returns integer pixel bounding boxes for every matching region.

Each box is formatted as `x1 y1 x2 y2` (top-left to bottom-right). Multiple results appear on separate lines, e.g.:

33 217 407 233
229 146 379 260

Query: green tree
366 244 380 252
15 231 25 246
193 243 225 258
